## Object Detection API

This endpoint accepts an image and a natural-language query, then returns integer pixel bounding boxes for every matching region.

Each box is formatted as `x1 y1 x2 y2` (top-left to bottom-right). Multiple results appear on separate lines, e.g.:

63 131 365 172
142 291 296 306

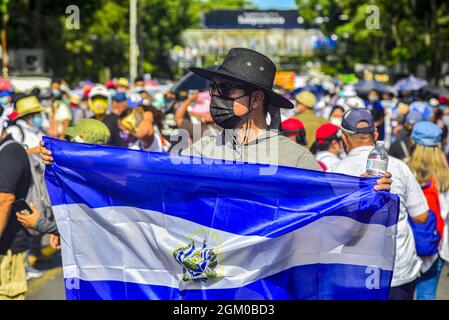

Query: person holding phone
14 201 59 236
13 201 61 251
0 105 32 300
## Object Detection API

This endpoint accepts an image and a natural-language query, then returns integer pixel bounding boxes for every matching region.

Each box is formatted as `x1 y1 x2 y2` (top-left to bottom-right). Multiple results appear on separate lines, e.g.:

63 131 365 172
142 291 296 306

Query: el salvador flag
43 136 399 300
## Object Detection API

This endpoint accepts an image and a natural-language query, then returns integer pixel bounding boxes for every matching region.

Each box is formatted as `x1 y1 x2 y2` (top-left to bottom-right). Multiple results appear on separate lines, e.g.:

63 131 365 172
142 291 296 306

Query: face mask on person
143 99 151 107
209 95 251 129
52 90 61 98
165 97 175 108
330 117 342 126
32 113 43 128
88 97 109 115
368 95 379 102
0 96 9 106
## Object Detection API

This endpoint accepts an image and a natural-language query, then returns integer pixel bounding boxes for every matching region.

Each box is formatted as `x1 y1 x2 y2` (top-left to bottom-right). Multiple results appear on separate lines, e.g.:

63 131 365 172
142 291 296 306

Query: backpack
408 177 443 256
5 123 25 144
409 210 440 256
0 139 53 236
422 177 444 240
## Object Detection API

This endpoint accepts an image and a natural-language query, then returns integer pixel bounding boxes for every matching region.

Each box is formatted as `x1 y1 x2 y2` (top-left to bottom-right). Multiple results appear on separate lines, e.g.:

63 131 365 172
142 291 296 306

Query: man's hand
39 140 54 165
16 203 40 229
361 171 393 191
50 234 61 250
412 211 429 224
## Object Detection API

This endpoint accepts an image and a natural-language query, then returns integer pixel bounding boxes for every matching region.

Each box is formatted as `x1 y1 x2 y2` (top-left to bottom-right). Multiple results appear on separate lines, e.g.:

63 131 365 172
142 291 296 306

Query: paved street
26 252 65 300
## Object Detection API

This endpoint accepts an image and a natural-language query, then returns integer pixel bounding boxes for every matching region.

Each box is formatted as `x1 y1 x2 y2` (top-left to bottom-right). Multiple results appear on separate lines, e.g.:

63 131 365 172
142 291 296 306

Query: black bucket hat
190 48 293 109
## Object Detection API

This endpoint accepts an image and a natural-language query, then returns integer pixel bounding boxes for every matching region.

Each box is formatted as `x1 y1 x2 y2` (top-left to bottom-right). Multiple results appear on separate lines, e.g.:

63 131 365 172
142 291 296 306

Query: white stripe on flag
54 204 396 290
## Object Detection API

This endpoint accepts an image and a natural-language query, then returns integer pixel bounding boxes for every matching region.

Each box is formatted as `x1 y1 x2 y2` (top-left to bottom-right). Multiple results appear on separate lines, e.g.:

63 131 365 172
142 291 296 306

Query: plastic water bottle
366 141 389 177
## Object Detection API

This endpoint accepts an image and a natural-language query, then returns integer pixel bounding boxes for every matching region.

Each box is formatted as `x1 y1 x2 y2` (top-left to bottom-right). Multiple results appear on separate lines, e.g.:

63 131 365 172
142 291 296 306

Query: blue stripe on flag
64 264 392 300
43 137 399 238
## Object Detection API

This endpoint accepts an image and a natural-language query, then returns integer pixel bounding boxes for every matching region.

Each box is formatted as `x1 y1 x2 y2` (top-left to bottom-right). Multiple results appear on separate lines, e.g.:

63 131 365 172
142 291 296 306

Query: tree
295 0 449 84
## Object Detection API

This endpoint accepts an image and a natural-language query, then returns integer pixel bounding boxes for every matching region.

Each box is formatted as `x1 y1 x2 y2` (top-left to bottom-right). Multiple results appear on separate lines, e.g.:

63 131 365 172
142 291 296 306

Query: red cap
0 78 12 91
315 123 340 145
281 118 304 137
439 96 449 106
105 80 116 89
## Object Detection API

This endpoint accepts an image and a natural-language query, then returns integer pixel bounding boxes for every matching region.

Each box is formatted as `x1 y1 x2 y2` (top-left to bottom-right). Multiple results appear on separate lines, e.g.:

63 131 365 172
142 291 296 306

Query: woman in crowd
408 121 449 300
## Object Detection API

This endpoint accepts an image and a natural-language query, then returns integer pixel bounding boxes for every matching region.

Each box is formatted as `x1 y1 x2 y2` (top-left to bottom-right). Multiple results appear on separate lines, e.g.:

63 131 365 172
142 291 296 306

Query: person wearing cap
407 121 449 300
7 96 46 154
328 108 429 300
116 77 129 93
64 118 111 145
388 111 423 162
312 123 343 170
105 80 117 97
88 84 127 147
0 78 14 107
111 92 128 116
294 90 327 149
127 93 144 110
281 118 307 146
40 49 393 188
179 48 321 170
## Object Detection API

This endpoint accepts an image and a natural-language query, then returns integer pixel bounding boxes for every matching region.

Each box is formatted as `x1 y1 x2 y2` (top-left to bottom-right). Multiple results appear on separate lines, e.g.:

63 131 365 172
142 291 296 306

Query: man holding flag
38 48 395 300
40 48 392 188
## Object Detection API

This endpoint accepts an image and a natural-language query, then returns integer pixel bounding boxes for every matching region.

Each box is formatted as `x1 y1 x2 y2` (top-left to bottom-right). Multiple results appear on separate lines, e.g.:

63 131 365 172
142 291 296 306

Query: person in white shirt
407 121 449 299
312 123 343 170
328 108 429 300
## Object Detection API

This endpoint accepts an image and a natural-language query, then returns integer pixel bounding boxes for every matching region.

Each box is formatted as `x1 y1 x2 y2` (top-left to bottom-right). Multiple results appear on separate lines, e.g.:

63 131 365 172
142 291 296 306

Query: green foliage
2 0 252 83
295 0 449 83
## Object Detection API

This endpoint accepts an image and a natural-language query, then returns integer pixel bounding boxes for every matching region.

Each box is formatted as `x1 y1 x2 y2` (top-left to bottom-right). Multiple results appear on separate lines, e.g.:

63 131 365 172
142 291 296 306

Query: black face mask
210 95 248 129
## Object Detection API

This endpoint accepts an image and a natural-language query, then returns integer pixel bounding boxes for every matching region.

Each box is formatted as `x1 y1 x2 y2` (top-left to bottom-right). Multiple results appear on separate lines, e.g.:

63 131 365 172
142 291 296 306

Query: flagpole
129 0 138 83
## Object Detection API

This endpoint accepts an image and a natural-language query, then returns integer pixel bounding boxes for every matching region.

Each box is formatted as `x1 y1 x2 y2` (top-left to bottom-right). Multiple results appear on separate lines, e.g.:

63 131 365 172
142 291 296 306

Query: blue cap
341 108 375 134
113 92 127 102
405 111 423 124
0 90 13 97
411 121 442 146
127 93 143 109
409 101 433 121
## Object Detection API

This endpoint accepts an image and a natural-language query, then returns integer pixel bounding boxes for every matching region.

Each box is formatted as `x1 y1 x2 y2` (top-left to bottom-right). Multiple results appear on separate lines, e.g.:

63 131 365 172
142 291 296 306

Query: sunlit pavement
25 259 449 300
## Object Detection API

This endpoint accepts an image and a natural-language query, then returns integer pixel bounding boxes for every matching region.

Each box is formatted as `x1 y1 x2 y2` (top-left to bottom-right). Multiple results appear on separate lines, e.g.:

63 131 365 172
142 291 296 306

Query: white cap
88 84 110 99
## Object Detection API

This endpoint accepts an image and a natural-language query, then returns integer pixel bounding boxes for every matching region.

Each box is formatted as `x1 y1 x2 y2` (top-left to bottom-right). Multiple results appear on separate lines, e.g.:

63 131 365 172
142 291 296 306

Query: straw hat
15 96 45 119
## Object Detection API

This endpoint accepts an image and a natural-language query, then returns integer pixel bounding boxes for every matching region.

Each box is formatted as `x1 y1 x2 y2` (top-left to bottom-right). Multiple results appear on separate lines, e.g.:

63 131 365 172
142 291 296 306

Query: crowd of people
1 47 449 300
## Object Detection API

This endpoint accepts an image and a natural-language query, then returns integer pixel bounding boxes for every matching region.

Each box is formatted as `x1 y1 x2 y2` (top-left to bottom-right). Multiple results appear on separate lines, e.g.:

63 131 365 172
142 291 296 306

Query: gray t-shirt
181 130 322 171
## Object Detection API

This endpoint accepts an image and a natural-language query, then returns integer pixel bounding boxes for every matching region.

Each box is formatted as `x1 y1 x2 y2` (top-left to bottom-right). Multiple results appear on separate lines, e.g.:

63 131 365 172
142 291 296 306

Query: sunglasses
209 81 250 98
